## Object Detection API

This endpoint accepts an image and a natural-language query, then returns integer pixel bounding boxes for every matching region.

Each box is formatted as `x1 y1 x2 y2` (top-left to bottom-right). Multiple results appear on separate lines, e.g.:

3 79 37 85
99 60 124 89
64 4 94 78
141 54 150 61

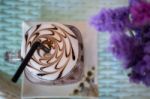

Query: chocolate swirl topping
23 23 79 81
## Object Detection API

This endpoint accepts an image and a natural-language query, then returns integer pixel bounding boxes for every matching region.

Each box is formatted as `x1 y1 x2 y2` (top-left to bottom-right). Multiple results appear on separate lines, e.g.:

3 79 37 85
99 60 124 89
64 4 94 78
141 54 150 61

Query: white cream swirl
22 23 79 81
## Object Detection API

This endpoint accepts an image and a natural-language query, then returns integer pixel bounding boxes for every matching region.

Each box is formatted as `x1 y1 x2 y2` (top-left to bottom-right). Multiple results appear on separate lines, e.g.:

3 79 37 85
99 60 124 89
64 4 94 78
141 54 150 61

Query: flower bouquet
91 0 150 86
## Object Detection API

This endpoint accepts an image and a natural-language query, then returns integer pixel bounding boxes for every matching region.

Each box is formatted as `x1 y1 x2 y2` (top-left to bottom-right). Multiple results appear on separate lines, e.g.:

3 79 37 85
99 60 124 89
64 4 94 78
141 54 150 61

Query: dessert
21 23 84 85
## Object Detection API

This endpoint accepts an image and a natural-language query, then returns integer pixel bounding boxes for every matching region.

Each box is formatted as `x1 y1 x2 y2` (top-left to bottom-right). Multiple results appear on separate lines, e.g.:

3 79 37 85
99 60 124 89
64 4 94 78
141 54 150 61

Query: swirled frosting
22 23 80 81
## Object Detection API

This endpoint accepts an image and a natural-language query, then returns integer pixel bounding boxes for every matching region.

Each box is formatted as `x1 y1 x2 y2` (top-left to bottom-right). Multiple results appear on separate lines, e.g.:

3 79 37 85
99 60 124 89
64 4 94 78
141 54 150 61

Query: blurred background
1 0 150 99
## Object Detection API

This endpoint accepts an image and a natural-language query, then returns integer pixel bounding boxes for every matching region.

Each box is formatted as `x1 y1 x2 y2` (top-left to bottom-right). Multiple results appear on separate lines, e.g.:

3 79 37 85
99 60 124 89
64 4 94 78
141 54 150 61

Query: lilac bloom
142 73 150 86
90 0 150 86
109 33 143 68
143 55 150 70
144 42 150 53
132 61 146 76
130 0 150 26
90 7 129 33
129 72 143 84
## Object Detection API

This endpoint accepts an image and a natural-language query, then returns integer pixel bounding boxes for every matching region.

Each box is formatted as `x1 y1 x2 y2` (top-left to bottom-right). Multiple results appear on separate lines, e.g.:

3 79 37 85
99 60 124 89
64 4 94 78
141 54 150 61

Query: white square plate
21 21 99 99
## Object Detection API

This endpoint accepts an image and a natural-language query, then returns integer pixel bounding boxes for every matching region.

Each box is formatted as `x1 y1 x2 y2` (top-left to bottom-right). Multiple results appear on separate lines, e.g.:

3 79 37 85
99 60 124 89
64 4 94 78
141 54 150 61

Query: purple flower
109 33 143 68
143 55 150 70
142 72 150 86
129 72 143 84
129 45 150 86
142 26 150 43
130 0 150 26
144 42 150 53
132 61 146 75
90 7 129 33
90 0 150 86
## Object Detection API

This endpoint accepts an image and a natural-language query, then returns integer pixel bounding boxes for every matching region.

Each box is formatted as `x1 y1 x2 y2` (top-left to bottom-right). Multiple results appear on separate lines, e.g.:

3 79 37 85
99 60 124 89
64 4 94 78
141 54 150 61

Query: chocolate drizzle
34 24 41 33
24 23 79 80
37 73 47 76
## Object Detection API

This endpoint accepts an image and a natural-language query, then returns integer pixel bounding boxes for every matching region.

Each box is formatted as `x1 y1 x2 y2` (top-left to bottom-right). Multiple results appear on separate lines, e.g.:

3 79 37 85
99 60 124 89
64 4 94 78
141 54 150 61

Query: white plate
21 21 99 99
